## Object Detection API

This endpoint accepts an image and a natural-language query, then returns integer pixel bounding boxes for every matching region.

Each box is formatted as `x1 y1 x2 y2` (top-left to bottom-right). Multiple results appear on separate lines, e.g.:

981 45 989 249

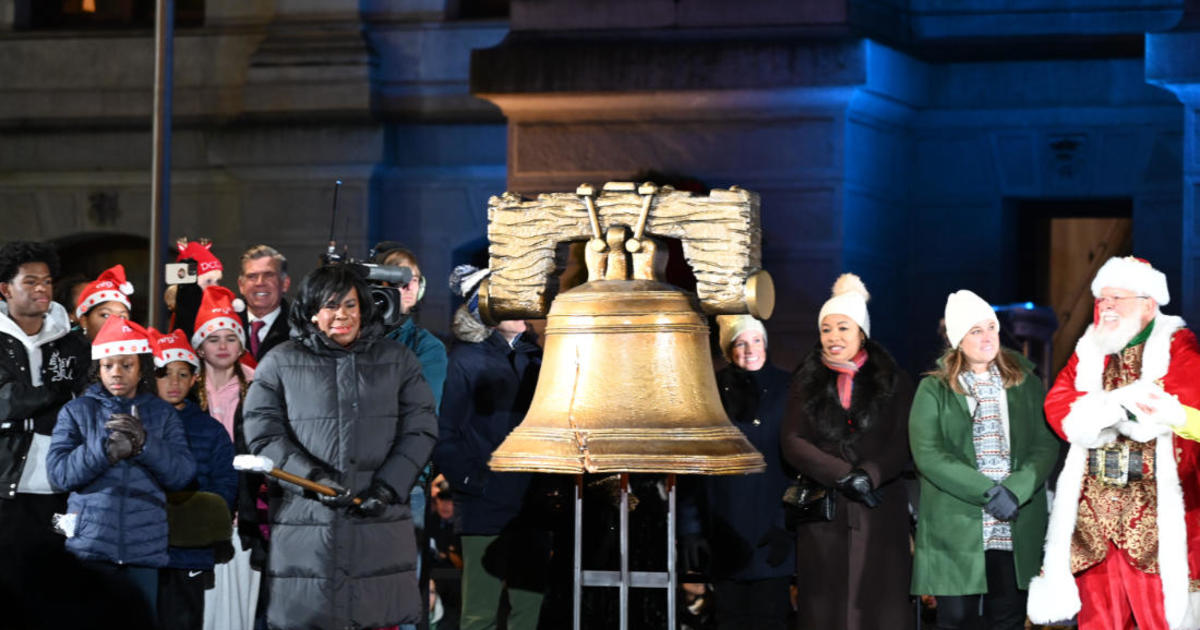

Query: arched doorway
52 232 150 326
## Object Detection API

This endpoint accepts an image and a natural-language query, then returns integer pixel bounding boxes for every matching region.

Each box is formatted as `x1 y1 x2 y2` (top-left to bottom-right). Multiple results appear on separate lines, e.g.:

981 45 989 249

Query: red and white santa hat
75 264 134 320
92 316 152 360
178 241 223 275
147 327 200 369
1091 256 1170 306
191 286 246 349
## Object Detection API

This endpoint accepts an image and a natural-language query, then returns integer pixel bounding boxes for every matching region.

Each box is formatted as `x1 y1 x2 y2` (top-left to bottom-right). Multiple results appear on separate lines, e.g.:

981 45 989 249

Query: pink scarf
822 349 868 410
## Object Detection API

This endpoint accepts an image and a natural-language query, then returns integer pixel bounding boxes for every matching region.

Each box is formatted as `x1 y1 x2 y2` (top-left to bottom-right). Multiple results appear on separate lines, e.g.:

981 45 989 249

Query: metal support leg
573 473 679 630
573 474 583 630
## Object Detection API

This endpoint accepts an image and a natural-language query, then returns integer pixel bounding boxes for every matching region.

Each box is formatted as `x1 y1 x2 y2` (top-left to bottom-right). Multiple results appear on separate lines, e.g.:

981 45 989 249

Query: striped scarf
961 364 1012 551
822 349 868 410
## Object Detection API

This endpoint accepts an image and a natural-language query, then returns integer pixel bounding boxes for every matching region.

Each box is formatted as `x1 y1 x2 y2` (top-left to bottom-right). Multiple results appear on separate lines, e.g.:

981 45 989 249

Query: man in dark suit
236 245 291 363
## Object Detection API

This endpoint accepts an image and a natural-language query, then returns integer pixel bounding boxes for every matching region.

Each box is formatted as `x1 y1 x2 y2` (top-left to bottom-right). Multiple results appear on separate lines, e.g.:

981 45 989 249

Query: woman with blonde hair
909 290 1059 630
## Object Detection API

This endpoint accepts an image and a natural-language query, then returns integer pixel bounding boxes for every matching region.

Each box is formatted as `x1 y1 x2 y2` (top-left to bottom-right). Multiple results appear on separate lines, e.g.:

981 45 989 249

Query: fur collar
794 338 900 450
451 303 491 343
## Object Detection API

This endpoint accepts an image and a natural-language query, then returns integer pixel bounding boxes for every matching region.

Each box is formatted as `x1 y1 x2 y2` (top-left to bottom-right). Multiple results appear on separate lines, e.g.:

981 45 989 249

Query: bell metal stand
573 473 677 630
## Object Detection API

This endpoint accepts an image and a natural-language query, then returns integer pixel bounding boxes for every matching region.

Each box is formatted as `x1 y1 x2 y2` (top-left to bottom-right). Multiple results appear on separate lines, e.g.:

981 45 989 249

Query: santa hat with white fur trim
191 286 246 349
944 290 999 349
1091 256 1170 306
148 327 200 369
75 264 134 320
718 315 768 362
91 316 152 360
817 273 871 337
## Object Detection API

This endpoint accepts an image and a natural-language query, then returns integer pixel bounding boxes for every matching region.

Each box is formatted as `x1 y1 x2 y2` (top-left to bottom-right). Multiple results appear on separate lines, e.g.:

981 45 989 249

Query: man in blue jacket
434 265 544 630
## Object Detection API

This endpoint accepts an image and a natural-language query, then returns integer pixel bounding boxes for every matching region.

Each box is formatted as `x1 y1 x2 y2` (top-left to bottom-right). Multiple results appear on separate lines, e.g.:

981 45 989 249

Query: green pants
460 534 544 630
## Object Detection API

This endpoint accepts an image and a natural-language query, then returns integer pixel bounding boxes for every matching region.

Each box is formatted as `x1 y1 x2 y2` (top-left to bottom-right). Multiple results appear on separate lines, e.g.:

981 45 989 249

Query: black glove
213 539 235 564
350 481 399 519
105 431 135 464
105 408 146 455
757 526 793 567
313 476 354 509
679 533 710 574
983 484 1019 522
835 468 881 508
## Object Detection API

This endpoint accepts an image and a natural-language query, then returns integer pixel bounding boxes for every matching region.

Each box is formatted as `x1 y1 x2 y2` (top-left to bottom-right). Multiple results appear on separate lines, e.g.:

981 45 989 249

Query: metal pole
573 474 583 630
619 473 629 630
148 0 174 328
666 474 676 630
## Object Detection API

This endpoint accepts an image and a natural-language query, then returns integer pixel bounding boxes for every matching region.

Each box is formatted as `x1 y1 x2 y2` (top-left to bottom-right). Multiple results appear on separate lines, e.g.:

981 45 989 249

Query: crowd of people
0 234 1198 630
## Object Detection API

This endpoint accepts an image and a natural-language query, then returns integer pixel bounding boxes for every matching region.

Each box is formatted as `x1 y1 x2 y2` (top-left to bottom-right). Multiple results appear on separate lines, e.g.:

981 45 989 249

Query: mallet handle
268 468 363 506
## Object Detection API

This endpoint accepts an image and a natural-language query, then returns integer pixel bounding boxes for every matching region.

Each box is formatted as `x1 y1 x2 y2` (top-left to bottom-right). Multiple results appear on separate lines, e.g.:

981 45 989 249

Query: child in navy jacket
47 317 196 617
149 328 237 630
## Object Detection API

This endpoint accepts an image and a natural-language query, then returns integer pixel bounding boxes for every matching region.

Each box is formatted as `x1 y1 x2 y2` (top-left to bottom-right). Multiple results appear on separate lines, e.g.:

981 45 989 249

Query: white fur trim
1037 313 1196 628
1092 256 1170 306
92 338 151 359
232 298 245 313
1060 392 1123 447
1029 444 1088 623
190 317 246 349
74 289 132 319
119 281 133 295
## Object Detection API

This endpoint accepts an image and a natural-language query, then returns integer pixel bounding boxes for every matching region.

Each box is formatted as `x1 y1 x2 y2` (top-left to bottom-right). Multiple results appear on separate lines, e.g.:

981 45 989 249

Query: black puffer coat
243 318 438 630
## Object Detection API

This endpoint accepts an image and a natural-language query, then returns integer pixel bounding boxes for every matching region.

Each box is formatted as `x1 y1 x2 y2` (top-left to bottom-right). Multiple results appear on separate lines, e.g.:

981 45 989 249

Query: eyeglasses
1094 295 1150 307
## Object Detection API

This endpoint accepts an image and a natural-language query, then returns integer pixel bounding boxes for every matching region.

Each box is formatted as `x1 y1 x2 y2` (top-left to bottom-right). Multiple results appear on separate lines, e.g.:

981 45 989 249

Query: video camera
321 180 413 328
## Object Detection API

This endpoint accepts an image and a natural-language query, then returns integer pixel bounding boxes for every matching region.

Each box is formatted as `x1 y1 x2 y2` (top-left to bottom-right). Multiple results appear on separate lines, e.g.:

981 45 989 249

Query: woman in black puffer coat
243 265 438 630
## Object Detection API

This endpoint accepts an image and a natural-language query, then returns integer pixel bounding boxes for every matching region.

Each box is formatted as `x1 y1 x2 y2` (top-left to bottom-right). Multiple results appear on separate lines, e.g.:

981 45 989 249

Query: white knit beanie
817 273 870 337
719 314 767 362
1090 256 1169 306
944 289 998 349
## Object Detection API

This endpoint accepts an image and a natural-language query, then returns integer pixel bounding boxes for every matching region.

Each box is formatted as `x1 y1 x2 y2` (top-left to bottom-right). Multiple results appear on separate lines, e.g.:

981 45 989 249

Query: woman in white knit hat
679 315 795 629
908 290 1059 630
780 273 915 630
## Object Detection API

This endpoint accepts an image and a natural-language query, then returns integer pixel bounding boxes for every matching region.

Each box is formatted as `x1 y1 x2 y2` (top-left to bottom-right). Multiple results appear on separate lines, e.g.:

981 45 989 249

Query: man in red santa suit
1028 256 1200 630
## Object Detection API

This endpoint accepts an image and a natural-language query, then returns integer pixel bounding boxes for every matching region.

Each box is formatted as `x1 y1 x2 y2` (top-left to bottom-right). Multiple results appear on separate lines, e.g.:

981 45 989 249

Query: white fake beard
1093 313 1144 354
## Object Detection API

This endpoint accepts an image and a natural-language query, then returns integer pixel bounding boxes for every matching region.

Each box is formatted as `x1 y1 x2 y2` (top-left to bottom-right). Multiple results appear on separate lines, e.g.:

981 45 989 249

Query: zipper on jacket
118 454 129 564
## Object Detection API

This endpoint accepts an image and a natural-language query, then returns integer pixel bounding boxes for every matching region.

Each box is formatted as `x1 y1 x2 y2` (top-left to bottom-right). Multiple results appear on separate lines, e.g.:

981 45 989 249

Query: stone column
1147 10 1200 320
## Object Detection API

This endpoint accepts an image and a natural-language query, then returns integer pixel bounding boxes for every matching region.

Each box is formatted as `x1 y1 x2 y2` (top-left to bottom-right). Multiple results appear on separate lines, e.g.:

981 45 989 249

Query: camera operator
375 243 446 407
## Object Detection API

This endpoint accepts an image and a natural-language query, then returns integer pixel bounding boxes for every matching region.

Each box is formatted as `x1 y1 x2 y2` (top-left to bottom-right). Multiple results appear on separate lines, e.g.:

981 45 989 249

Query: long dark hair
288 264 378 338
88 353 157 396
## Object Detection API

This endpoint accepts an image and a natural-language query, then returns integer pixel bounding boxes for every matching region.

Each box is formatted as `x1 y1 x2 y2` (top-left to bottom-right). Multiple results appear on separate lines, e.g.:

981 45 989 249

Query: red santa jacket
1030 314 1200 628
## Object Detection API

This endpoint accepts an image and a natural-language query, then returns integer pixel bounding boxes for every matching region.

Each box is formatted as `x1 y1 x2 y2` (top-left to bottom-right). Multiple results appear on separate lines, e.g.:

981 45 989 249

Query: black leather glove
105 408 146 455
835 468 881 508
105 431 135 464
757 526 793 567
313 476 354 509
679 533 710 574
983 484 1019 522
350 481 399 519
213 539 235 564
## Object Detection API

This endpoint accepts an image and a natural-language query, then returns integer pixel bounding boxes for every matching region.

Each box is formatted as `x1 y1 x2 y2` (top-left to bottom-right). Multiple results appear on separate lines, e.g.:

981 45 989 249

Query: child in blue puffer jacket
47 317 196 618
148 327 237 630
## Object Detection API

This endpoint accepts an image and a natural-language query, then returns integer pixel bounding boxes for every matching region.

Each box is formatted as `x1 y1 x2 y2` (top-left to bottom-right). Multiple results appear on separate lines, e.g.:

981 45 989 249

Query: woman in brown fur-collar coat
780 274 915 630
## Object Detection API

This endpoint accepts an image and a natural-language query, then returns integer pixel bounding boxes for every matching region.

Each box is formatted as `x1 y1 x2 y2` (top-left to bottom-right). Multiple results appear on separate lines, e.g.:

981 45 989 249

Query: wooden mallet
233 454 362 506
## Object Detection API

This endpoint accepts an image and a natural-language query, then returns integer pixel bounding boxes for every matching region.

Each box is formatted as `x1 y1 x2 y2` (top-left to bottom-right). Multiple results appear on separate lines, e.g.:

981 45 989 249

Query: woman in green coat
909 290 1060 630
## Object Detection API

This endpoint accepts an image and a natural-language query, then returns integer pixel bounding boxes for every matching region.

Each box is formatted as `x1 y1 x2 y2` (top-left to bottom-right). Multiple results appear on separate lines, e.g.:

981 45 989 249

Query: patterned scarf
961 363 1012 551
822 349 868 410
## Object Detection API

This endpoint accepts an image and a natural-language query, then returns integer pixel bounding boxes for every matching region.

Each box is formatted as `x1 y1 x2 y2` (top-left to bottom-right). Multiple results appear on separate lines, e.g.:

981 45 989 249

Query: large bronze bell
483 182 773 475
